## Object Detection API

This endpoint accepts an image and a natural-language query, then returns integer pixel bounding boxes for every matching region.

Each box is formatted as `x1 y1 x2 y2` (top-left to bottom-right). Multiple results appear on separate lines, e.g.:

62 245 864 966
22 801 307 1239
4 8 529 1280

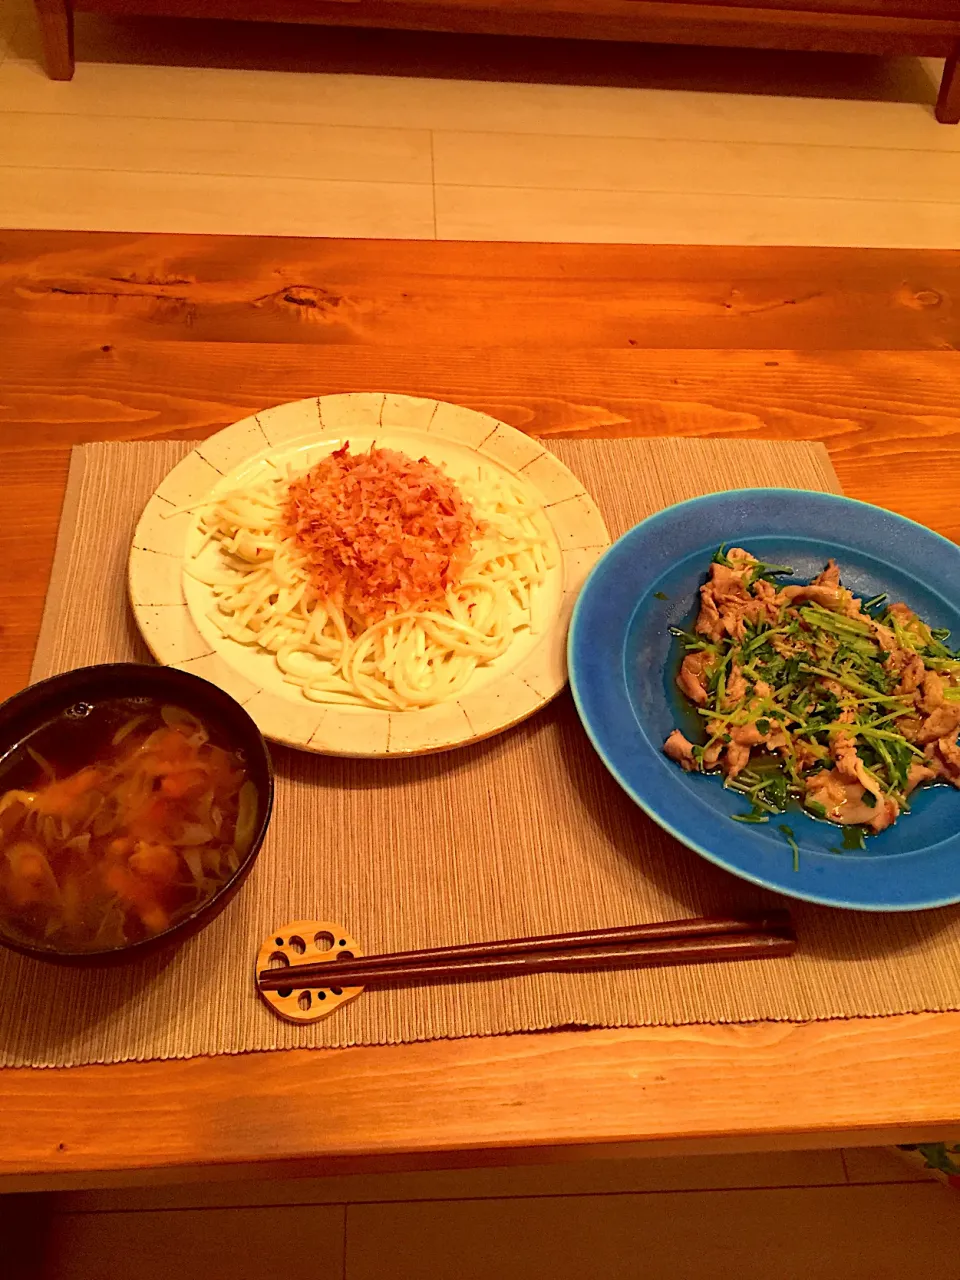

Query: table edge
3 1013 960 1187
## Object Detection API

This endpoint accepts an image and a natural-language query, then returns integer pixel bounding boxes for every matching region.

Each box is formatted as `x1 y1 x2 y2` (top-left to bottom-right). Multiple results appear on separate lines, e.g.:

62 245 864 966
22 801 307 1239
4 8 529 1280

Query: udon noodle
186 446 557 710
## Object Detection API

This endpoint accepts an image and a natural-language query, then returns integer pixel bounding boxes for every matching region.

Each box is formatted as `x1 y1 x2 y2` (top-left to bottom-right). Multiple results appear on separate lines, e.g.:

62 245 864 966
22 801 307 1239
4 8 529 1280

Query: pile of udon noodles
187 443 557 710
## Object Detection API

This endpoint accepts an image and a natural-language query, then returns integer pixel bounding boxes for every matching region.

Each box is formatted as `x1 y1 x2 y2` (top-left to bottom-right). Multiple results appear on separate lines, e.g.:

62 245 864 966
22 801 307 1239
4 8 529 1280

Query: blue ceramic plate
568 490 960 912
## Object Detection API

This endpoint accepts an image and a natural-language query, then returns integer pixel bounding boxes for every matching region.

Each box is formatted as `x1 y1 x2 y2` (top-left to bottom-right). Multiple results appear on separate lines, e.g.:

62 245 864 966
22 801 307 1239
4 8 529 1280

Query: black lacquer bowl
0 663 274 964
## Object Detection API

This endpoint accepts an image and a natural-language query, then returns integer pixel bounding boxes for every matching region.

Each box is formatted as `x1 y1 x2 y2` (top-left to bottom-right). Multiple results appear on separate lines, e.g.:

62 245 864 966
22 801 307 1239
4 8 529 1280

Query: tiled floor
2 1146 956 1279
0 0 958 244
2 5 959 1273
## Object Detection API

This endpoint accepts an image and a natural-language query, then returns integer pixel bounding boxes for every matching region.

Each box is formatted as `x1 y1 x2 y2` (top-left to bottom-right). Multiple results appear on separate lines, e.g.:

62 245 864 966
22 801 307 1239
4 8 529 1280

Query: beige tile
39 1204 345 1280
346 1184 960 1280
435 184 960 249
57 1150 846 1213
0 166 435 236
430 86 960 156
843 1146 935 1184
2 57 959 153
0 111 432 183
434 131 960 203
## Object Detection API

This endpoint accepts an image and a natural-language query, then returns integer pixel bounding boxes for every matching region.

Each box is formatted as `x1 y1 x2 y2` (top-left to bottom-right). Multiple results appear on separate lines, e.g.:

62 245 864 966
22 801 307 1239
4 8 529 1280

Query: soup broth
0 698 256 953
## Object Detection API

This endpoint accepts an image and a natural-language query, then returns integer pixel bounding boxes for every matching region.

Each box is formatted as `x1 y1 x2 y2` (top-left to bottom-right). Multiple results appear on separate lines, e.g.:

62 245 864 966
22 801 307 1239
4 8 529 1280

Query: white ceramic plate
129 393 610 756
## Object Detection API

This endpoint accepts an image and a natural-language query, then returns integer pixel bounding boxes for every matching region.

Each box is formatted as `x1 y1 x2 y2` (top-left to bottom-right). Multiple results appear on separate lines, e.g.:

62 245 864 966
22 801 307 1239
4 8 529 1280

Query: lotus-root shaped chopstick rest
255 920 364 1024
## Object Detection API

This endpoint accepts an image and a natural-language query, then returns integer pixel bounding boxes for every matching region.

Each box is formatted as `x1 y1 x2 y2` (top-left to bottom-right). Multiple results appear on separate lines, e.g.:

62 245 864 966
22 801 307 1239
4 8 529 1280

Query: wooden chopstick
263 912 791 976
257 913 795 992
259 933 796 990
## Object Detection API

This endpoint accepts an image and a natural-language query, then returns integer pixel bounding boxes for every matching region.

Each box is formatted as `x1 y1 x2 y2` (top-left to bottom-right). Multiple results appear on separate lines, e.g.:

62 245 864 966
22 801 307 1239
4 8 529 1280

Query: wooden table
1 231 960 1192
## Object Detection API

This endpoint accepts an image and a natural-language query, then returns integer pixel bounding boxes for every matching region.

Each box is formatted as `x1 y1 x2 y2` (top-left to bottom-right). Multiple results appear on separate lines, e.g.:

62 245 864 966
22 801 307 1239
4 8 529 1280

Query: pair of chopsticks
256 911 796 993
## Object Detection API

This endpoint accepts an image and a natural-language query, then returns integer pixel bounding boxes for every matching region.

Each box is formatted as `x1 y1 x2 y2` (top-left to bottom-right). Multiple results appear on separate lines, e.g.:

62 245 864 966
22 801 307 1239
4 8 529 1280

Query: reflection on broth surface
0 699 256 953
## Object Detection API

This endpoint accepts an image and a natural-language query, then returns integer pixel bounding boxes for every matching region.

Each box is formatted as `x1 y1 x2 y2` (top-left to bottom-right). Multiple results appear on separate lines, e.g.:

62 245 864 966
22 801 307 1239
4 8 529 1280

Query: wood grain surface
2 232 957 349
2 1017 960 1191
1 230 959 1186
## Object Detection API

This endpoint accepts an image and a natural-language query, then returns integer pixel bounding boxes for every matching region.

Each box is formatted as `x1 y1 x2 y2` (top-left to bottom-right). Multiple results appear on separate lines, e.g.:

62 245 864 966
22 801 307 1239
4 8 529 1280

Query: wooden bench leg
936 46 960 124
34 0 75 80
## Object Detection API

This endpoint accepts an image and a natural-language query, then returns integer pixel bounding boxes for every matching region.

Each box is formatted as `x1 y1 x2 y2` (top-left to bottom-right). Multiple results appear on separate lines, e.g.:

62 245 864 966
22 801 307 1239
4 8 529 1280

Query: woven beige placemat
4 435 960 1069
